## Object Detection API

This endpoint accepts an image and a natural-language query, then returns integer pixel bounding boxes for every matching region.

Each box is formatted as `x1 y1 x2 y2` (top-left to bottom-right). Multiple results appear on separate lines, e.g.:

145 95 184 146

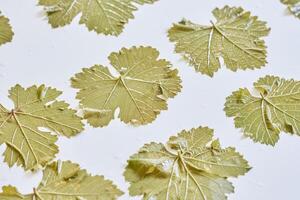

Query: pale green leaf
281 0 300 19
0 85 84 171
224 75 300 146
71 46 182 127
168 6 270 77
38 0 158 36
0 12 14 46
0 160 123 200
124 127 250 200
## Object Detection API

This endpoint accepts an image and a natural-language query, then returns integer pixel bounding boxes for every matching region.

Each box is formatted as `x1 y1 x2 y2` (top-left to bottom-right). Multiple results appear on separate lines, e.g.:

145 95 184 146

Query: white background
0 0 300 199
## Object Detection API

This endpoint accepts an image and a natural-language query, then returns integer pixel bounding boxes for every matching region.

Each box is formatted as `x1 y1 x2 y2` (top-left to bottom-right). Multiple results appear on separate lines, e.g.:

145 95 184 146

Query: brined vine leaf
71 46 182 127
124 127 250 200
168 6 270 77
0 160 123 199
281 0 300 19
38 0 158 36
0 12 14 46
0 85 84 171
225 75 300 146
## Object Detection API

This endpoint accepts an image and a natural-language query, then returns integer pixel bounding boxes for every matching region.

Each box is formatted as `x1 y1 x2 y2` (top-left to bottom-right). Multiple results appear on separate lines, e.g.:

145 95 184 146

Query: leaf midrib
212 24 265 63
263 97 300 123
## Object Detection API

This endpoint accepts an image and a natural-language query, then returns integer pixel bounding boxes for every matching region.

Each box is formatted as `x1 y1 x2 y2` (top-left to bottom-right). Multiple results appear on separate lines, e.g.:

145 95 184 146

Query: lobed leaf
0 160 123 200
224 75 300 145
168 6 270 77
124 127 250 200
38 0 158 36
0 85 84 171
71 46 182 127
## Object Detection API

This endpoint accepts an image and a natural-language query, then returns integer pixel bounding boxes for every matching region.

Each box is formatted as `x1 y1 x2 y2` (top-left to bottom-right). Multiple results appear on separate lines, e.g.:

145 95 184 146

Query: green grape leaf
0 160 123 200
168 6 270 77
38 0 158 36
0 12 14 46
224 75 300 146
281 0 300 19
0 85 84 171
71 46 182 127
124 127 250 200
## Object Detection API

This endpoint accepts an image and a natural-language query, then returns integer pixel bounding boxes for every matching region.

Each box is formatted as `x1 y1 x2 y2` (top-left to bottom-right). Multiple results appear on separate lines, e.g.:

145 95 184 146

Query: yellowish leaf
0 85 84 170
71 46 182 127
168 6 270 77
38 0 158 35
0 12 14 46
0 161 123 200
124 127 250 199
225 75 300 145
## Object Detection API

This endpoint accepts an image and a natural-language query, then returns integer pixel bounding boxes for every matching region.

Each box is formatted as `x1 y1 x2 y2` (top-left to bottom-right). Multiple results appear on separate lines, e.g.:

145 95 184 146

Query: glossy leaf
124 127 250 199
71 46 182 127
38 0 158 36
0 12 14 46
168 6 270 77
225 75 300 145
0 85 84 170
0 161 123 199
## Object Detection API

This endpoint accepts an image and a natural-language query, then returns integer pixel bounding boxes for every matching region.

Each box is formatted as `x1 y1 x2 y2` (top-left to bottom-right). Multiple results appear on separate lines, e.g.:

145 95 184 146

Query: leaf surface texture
124 127 250 199
225 75 300 145
168 6 270 77
0 85 84 170
0 12 14 46
71 46 182 127
38 0 158 35
0 160 123 199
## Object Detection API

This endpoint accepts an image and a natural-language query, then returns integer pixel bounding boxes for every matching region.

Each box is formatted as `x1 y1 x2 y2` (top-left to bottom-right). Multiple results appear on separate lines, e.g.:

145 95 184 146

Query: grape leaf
124 127 250 199
0 12 14 46
71 46 182 127
0 85 84 171
168 6 270 77
0 160 123 199
224 75 300 146
281 0 300 19
38 0 158 36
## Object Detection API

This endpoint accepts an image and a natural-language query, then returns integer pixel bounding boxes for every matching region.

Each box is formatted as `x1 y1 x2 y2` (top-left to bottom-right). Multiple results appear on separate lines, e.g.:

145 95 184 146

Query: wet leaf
0 85 84 171
0 160 123 200
0 12 14 46
38 0 158 36
168 6 270 77
71 46 182 127
225 75 300 145
124 127 250 199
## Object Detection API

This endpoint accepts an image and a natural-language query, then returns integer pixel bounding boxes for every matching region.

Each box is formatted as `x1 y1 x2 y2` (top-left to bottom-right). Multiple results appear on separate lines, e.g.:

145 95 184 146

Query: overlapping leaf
38 0 158 36
0 160 123 199
225 75 300 145
71 46 182 127
281 0 300 19
0 85 84 171
0 12 14 46
124 127 250 200
168 6 270 77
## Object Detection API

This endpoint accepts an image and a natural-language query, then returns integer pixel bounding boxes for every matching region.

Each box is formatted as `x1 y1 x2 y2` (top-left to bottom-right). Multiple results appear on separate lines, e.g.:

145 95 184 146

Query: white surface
0 0 300 199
